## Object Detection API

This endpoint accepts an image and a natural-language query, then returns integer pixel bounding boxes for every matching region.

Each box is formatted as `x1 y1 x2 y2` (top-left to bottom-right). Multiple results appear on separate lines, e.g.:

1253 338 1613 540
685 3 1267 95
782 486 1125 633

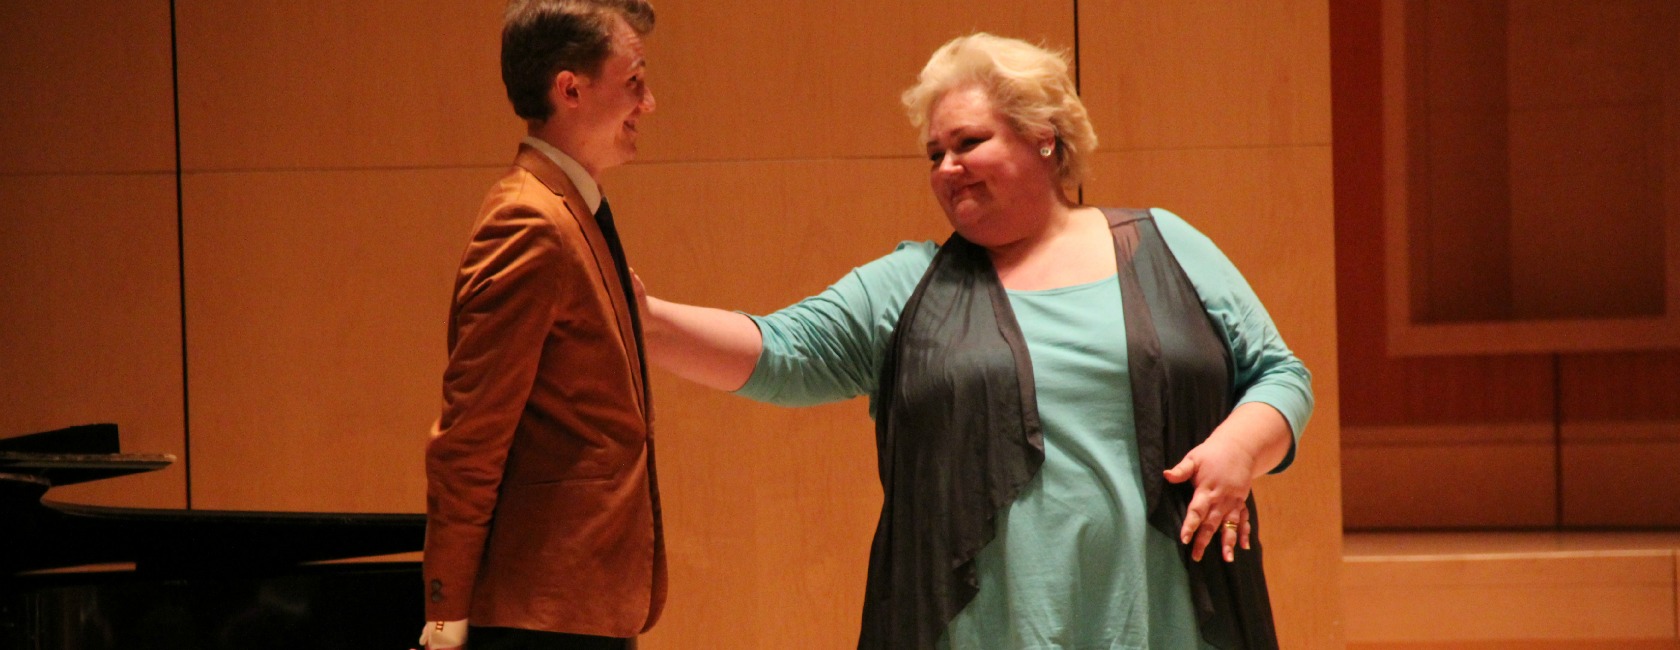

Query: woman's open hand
1163 436 1256 563
630 267 648 315
1161 402 1296 563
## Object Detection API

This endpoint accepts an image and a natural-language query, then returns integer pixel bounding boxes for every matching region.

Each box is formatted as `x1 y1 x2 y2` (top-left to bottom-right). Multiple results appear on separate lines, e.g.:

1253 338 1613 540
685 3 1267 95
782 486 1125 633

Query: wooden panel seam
1563 420 1680 443
1344 423 1554 446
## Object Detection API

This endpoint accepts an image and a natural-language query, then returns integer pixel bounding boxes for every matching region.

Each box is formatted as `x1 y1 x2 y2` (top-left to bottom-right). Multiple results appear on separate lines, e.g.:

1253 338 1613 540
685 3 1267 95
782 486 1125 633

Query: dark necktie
594 197 645 365
596 197 663 555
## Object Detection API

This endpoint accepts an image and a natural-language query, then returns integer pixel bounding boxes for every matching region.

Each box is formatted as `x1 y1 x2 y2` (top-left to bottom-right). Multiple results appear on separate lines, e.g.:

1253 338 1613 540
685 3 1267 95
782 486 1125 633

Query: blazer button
431 592 444 603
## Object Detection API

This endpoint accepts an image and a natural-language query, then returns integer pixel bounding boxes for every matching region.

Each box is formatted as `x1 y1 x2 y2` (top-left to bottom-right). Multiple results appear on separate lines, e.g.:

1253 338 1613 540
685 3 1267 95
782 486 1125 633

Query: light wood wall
1 1 1343 647
0 2 184 508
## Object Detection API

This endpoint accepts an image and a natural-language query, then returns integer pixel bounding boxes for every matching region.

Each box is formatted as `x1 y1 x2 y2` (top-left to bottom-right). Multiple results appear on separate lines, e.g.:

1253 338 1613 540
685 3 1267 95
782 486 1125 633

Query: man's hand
417 620 467 649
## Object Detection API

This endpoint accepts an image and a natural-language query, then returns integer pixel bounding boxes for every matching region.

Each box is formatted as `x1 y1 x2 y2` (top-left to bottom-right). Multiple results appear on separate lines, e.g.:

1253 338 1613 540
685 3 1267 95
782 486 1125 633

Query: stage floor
1344 531 1680 649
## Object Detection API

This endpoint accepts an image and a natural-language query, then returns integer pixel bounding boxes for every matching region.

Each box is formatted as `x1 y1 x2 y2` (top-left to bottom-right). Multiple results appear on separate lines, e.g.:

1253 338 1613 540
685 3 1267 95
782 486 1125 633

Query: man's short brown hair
501 0 655 122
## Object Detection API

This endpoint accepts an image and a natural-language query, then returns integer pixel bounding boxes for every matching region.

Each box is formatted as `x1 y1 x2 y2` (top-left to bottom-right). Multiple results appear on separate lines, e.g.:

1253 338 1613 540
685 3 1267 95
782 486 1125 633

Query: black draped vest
859 208 1278 649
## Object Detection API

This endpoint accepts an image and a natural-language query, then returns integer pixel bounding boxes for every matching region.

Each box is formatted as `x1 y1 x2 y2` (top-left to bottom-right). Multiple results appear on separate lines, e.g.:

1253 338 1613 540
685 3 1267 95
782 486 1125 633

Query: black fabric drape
858 224 1043 649
1112 210 1277 649
858 208 1277 649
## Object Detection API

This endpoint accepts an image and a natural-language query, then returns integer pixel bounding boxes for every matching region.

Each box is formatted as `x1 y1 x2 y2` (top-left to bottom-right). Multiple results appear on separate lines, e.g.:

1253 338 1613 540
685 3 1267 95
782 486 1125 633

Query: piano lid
0 423 171 487
3 423 423 576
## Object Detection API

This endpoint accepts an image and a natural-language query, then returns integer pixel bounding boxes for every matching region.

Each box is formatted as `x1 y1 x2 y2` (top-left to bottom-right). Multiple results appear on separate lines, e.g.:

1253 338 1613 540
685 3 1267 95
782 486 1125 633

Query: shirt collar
521 136 602 213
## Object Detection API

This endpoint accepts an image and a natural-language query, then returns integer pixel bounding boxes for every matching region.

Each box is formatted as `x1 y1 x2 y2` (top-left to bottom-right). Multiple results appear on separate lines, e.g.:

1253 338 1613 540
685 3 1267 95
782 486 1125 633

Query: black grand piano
1 424 426 649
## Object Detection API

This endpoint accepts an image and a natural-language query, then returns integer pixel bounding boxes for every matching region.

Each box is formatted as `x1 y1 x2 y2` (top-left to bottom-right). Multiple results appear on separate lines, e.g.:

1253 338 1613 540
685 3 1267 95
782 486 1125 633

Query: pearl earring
1039 145 1053 158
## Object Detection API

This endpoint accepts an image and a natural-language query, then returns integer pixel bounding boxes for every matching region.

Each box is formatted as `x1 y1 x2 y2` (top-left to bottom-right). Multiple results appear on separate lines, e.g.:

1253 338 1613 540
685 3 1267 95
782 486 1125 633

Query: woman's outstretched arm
642 294 763 392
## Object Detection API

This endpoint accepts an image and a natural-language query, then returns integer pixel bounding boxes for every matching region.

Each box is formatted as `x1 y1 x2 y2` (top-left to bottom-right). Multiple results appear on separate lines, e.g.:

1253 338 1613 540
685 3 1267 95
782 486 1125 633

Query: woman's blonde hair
902 33 1097 186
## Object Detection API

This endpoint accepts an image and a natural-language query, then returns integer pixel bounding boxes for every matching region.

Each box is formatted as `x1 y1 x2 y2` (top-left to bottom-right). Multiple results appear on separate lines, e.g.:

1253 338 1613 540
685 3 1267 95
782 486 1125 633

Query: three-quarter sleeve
734 241 937 408
1152 208 1315 472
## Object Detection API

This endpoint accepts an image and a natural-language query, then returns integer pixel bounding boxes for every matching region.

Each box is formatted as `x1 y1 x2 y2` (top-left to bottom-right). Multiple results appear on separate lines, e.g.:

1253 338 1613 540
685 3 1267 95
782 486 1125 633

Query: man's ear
551 70 583 109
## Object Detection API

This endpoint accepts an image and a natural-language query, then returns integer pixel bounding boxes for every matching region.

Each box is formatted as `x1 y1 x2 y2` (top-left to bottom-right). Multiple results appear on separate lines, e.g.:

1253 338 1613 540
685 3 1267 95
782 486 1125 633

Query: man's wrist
421 619 468 648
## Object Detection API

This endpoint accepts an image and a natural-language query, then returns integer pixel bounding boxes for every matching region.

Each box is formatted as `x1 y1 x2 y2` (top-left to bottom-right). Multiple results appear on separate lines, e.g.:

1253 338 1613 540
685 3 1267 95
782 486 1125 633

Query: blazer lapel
514 145 650 422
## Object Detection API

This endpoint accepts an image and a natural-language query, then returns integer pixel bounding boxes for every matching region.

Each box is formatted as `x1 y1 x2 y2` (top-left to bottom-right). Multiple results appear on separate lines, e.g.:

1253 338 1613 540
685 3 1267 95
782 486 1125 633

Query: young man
422 2 661 648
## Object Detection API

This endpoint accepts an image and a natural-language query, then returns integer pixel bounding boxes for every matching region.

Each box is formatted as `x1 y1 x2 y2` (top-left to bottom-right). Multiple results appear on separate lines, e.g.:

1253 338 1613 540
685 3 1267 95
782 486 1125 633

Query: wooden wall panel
1421 0 1507 113
1342 425 1556 529
181 168 495 512
1561 422 1680 527
0 175 185 508
1506 0 1670 108
174 1 517 171
0 1 181 508
1339 0 1680 534
1333 0 1565 535
1382 0 1680 352
1079 0 1331 151
1083 148 1335 340
1084 145 1343 649
1507 107 1664 321
610 159 949 310
1505 0 1671 323
1332 0 1554 428
1328 0 1400 425
609 158 945 648
1561 352 1680 421
1412 0 1513 324
639 0 1075 163
0 2 175 174
1561 441 1680 527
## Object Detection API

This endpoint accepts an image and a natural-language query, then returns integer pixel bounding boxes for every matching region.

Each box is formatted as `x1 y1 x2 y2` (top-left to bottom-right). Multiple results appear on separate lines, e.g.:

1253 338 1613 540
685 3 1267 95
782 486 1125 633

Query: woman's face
924 85 1057 247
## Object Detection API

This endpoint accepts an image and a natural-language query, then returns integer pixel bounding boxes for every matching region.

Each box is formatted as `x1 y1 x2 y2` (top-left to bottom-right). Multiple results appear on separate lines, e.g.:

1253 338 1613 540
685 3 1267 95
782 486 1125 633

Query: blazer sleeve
423 202 566 621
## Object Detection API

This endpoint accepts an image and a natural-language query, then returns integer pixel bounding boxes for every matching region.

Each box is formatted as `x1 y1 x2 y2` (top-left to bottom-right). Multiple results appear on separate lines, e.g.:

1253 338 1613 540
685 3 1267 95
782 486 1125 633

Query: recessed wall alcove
1383 0 1680 355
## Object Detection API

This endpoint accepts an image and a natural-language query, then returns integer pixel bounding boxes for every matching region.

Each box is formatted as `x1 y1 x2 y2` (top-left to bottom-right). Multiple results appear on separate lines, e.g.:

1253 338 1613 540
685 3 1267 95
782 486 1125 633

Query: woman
641 33 1311 650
